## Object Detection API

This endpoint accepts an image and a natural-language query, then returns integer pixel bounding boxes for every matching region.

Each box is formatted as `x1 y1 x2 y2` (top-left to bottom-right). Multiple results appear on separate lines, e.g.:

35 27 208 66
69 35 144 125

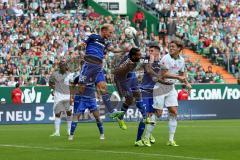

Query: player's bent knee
55 113 61 117
168 107 178 117
97 82 107 94
169 111 177 117
95 117 101 123
125 97 134 106
147 112 153 117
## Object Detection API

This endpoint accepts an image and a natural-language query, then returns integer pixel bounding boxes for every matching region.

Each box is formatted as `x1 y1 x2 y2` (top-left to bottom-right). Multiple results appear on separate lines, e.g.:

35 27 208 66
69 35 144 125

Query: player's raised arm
159 59 182 81
161 69 186 82
179 71 192 93
107 45 128 54
144 60 159 78
75 33 94 51
75 41 87 51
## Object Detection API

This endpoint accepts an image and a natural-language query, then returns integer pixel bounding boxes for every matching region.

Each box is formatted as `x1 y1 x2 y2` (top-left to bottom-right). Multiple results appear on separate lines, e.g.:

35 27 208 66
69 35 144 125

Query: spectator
202 72 213 83
158 17 167 45
11 83 22 104
65 0 77 10
166 17 177 43
37 71 47 85
7 75 17 87
140 0 240 79
178 85 189 101
0 0 236 86
132 8 145 29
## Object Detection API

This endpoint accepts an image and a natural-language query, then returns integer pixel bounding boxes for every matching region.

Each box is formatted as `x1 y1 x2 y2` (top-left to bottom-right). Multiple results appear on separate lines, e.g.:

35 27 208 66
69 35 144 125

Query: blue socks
136 100 146 119
70 121 77 135
70 121 104 136
136 121 145 141
119 103 128 120
96 121 104 134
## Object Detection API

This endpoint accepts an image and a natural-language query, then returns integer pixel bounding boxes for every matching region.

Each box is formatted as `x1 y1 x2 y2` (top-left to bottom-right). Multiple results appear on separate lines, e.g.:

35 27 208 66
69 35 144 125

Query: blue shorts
79 62 102 85
95 70 105 84
76 97 98 114
142 97 154 113
142 90 154 113
115 72 139 97
73 95 81 114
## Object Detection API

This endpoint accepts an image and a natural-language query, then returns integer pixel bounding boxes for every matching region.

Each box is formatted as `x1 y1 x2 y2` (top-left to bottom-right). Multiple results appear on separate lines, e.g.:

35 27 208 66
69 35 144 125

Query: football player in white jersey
144 39 191 146
49 60 73 136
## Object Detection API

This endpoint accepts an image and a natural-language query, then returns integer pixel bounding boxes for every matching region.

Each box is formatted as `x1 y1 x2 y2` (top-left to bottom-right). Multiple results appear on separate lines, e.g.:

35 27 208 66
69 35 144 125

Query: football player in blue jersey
113 47 149 145
140 45 165 146
69 79 104 141
77 24 125 119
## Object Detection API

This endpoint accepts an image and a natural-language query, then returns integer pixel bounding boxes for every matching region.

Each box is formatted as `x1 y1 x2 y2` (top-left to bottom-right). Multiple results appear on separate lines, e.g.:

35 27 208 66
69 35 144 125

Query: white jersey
49 71 74 101
160 53 185 84
153 53 185 107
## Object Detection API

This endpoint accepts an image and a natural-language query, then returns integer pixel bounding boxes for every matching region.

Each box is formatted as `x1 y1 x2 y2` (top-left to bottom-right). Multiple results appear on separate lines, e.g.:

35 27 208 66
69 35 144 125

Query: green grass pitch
0 120 239 160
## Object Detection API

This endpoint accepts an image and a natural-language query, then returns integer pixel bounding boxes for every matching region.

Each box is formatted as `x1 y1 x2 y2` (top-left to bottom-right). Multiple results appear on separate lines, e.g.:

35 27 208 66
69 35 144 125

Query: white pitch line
0 144 219 160
0 125 239 131
113 125 240 128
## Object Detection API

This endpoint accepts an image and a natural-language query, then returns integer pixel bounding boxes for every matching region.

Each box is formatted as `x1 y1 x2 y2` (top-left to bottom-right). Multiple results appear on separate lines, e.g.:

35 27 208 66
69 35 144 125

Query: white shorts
152 84 178 110
53 99 71 114
53 92 71 114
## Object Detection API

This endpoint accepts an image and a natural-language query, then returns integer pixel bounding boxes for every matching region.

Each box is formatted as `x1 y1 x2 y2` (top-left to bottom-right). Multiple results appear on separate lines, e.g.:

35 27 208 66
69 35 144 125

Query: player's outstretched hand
177 76 186 83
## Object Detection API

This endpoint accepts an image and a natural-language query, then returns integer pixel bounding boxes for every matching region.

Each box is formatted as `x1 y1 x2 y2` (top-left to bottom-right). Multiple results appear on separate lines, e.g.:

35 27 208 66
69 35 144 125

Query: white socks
145 124 155 138
67 116 72 134
54 116 72 135
145 114 156 138
54 117 61 134
168 116 177 142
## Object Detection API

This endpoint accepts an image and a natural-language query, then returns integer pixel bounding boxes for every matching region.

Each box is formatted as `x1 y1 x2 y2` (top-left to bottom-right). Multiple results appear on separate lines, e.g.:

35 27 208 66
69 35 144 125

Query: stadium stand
136 0 239 82
0 0 238 86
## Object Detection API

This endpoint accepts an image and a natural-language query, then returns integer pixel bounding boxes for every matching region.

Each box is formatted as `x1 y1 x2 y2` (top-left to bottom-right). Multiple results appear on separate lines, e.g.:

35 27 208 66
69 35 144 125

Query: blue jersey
141 61 160 94
73 95 80 114
141 60 160 113
114 55 139 97
73 75 96 99
115 55 138 80
84 34 111 61
95 70 105 84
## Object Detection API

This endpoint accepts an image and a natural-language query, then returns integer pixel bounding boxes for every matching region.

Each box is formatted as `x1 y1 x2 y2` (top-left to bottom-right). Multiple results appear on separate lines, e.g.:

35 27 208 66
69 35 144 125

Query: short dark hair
129 47 140 59
149 45 160 51
15 83 19 88
182 85 186 89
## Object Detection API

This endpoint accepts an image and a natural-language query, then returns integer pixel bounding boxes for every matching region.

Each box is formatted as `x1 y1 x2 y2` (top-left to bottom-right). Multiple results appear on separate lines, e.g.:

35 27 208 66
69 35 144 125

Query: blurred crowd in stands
137 0 240 81
1 0 238 87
